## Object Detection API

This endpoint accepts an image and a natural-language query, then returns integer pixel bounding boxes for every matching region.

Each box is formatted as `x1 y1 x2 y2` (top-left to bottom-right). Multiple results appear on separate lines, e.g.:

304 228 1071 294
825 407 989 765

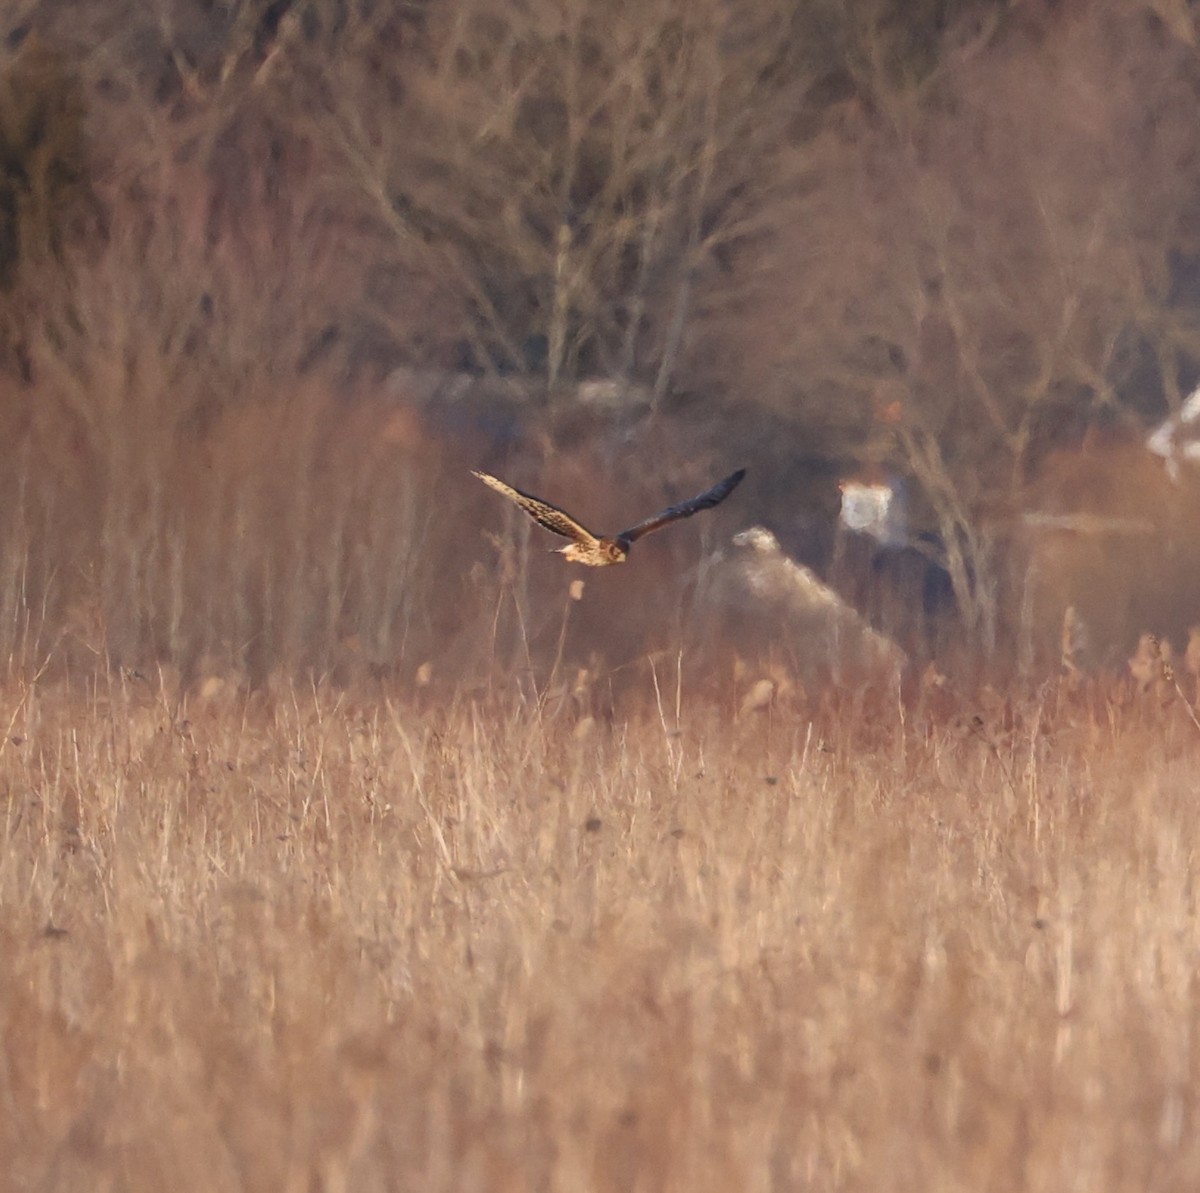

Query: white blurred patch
838 476 909 547
1146 385 1200 482
709 526 907 686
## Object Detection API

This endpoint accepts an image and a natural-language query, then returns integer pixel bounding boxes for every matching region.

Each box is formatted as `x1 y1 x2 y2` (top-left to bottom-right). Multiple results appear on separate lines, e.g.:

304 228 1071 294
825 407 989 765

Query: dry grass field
3 667 1199 1191
5 7 1200 1188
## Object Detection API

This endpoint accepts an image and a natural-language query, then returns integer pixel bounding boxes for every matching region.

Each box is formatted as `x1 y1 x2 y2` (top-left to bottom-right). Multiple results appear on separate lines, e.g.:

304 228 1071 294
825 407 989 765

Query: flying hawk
473 467 746 566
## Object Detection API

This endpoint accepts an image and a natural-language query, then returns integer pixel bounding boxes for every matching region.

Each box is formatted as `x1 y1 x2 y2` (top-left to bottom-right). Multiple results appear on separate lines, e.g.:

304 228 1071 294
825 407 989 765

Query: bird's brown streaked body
473 467 746 566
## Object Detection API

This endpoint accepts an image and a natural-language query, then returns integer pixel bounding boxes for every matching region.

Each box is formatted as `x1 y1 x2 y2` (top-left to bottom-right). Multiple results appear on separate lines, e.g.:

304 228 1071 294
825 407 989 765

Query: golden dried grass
2 672 1198 1191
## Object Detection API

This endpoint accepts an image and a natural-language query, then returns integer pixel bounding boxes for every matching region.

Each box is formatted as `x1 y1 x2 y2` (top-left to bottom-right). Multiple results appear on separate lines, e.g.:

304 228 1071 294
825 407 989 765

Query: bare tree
307 0 813 397
689 0 1200 659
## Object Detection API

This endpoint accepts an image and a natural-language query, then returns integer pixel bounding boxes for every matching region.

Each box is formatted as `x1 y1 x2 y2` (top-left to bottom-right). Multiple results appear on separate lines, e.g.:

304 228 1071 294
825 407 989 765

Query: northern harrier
473 467 746 566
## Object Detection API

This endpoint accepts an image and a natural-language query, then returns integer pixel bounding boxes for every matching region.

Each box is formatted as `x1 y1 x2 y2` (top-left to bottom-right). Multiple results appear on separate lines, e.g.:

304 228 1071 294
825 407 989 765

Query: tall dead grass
2 674 1198 1191
0 15 1197 1185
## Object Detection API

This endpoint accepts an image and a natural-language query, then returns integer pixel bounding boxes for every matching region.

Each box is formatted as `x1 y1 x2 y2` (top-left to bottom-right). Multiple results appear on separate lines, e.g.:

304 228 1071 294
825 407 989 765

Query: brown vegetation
1018 435 1200 672
2 3 1200 1185
4 676 1200 1190
0 1 1199 673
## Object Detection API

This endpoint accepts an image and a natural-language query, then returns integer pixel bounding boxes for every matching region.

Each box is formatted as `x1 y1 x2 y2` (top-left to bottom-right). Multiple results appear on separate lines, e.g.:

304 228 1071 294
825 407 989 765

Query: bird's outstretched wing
472 471 599 545
617 468 746 546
